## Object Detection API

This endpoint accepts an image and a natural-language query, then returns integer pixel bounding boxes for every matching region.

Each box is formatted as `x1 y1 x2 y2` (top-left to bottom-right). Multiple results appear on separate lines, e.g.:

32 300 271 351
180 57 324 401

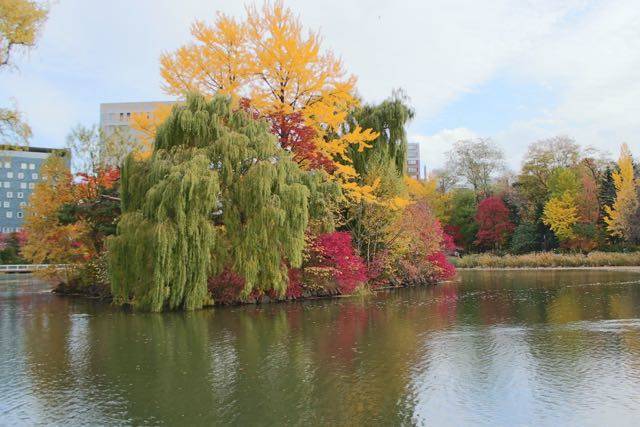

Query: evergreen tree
510 222 542 254
108 94 335 311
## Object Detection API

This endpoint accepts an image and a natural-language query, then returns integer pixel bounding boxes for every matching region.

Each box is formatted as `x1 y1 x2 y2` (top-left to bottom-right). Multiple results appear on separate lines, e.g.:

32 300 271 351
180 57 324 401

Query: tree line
436 136 639 254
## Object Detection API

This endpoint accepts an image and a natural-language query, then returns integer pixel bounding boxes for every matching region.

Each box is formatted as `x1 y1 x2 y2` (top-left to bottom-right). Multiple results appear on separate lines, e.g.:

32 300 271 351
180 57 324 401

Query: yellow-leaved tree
404 175 454 222
129 104 172 158
542 192 579 241
604 143 639 240
153 1 378 200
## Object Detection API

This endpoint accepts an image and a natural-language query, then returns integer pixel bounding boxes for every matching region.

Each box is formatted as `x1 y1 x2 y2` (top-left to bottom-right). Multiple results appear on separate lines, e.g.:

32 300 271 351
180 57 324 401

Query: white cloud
1 0 639 163
293 0 589 118
514 0 640 154
411 128 478 173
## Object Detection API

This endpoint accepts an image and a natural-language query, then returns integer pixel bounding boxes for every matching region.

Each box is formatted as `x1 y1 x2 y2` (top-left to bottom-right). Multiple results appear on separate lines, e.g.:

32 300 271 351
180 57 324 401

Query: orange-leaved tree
155 1 378 201
21 155 91 281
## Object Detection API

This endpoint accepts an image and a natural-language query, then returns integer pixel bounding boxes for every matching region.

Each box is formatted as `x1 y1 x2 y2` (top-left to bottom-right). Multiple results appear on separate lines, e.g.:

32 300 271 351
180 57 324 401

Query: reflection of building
0 147 70 233
99 101 175 138
406 142 420 179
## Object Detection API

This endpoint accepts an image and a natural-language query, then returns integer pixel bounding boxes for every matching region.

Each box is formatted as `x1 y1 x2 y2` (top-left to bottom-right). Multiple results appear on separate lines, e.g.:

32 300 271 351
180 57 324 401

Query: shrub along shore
452 252 640 269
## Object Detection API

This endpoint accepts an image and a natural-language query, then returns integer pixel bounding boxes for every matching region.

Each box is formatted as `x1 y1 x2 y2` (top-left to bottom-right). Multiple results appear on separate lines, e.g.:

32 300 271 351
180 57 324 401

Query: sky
1 0 639 172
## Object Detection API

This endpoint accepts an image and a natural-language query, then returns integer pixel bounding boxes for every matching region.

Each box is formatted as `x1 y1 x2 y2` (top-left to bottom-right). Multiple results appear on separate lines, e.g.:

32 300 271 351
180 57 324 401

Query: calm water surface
2 270 640 426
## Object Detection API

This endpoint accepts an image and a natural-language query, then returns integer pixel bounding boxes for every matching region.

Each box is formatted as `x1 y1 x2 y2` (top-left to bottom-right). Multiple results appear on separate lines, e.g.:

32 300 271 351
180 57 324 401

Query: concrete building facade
99 101 176 138
406 142 421 179
0 147 70 233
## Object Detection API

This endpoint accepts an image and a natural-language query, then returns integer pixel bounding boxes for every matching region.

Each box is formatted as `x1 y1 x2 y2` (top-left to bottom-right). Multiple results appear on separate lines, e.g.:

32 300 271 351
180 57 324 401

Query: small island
2 0 640 425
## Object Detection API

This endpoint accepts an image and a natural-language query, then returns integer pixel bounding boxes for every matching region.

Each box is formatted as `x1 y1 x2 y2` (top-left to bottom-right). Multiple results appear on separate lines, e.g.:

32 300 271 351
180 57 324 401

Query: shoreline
456 266 640 273
49 280 445 308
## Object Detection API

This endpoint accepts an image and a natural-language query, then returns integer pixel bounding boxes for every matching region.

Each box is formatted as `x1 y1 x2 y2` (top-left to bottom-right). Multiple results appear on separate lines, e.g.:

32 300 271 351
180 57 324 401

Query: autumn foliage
309 232 368 294
475 196 514 249
33 1 640 311
156 1 379 201
604 144 639 240
22 156 120 286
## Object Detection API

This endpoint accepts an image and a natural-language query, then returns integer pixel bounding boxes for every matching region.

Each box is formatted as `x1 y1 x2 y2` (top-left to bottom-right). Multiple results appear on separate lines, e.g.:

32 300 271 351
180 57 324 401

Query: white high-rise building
406 142 421 179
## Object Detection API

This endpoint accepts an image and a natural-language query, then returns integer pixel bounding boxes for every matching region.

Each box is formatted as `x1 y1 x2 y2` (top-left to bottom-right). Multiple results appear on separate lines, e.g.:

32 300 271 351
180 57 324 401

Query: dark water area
2 270 640 425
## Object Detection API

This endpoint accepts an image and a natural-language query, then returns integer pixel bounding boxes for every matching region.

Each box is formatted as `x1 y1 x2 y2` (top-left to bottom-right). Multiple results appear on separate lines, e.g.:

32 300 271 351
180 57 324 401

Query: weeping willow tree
346 89 414 176
108 94 335 311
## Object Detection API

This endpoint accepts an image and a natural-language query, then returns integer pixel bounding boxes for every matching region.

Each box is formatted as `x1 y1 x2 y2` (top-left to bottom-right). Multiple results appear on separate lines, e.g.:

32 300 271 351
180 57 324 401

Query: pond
1 270 640 425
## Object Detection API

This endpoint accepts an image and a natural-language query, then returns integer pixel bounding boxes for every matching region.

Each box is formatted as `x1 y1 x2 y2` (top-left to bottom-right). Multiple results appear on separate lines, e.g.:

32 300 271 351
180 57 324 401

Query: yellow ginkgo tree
604 144 639 240
154 1 378 201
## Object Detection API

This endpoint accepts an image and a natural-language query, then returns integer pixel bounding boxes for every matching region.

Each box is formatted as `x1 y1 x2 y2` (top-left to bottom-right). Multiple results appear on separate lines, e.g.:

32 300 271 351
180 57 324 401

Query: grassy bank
452 251 640 269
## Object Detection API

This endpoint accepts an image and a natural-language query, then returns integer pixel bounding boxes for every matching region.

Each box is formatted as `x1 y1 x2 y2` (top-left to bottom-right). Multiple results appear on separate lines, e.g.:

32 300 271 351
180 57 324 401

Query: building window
28 183 34 189
17 192 23 199
6 172 12 179
6 211 12 218
3 162 9 168
19 183 26 189
16 212 23 219
6 192 12 198
19 202 26 207
20 163 26 169
31 173 38 180
2 182 8 188
15 227 21 232
17 172 24 179
29 163 35 170
2 202 8 208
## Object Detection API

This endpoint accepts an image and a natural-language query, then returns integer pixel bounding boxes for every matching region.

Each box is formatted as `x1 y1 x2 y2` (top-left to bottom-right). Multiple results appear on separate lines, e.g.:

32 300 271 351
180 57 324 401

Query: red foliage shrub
440 224 457 253
427 252 456 280
286 268 303 299
367 249 391 288
393 202 457 284
208 269 245 305
310 232 367 294
444 224 463 249
475 196 515 249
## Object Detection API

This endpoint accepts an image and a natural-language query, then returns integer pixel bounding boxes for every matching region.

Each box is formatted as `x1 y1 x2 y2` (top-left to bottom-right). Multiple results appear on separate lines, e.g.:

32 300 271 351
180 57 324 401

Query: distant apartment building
406 142 421 179
100 101 176 138
0 147 70 233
